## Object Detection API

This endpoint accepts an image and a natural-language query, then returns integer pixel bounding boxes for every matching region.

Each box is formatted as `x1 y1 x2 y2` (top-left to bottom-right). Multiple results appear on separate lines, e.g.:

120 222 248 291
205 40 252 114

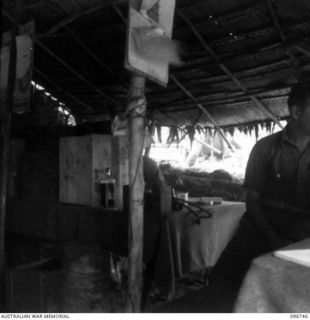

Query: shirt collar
281 125 291 144
280 124 300 149
281 124 310 151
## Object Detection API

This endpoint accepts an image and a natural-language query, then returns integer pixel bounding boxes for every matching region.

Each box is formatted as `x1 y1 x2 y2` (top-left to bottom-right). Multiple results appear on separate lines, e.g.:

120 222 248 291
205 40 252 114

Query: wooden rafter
154 67 293 99
170 75 234 151
177 9 284 129
112 4 127 24
178 35 308 74
35 41 121 113
219 117 289 130
42 1 262 38
174 14 309 51
295 44 310 59
44 1 129 90
34 67 93 112
266 0 301 80
2 8 123 115
152 92 289 113
150 96 286 111
46 0 127 36
156 110 222 154
63 28 128 89
181 68 295 91
178 1 264 24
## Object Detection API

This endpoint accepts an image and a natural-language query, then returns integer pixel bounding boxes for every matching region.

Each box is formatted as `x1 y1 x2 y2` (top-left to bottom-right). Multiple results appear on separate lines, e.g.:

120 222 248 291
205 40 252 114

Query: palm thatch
2 0 310 130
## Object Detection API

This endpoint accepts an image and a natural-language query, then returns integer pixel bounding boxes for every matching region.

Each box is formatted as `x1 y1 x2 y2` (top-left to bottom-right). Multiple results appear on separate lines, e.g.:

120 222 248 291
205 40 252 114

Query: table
7 198 246 304
153 201 245 298
234 238 310 313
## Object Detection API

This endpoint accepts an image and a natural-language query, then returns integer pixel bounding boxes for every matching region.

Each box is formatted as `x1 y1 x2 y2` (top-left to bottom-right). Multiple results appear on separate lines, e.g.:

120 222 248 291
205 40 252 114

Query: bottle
100 168 116 208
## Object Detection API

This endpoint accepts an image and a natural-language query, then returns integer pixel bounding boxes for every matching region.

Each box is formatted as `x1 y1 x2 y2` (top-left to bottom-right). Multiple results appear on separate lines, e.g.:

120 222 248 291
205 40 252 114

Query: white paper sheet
274 249 310 268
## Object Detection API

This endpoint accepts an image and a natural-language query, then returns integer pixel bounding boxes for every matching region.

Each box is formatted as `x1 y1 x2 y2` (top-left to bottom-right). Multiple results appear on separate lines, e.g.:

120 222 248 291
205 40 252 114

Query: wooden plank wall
59 135 112 206
59 136 92 206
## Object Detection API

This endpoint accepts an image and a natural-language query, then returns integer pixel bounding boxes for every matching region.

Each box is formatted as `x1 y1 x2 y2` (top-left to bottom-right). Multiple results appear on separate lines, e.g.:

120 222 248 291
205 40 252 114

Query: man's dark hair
288 81 310 112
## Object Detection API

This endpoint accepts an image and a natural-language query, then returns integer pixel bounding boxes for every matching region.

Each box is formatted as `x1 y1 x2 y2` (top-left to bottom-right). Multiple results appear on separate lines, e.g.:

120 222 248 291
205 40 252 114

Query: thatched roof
2 0 310 129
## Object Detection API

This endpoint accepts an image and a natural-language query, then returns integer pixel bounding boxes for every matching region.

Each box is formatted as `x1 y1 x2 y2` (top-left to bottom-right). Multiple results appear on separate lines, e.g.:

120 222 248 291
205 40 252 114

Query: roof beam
112 4 127 24
64 28 128 89
152 94 288 114
183 37 308 69
266 0 301 80
177 1 264 25
45 1 129 90
174 13 308 47
150 98 284 113
295 44 310 59
155 110 222 154
174 58 292 82
177 9 284 129
43 0 261 38
46 0 127 36
2 8 123 115
151 87 290 110
35 41 121 113
34 67 93 112
219 117 289 130
170 75 234 151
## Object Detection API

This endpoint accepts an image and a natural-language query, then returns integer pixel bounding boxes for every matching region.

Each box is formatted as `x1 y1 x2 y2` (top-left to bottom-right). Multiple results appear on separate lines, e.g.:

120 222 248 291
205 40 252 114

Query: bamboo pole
127 75 146 312
266 0 301 80
0 1 18 311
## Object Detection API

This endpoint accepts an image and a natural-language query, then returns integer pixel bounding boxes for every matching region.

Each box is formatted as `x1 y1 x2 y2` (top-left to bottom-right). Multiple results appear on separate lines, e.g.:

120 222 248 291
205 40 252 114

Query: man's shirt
244 126 310 209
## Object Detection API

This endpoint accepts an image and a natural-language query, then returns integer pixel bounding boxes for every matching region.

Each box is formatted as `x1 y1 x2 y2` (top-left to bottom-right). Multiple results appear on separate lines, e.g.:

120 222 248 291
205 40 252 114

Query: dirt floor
8 259 213 313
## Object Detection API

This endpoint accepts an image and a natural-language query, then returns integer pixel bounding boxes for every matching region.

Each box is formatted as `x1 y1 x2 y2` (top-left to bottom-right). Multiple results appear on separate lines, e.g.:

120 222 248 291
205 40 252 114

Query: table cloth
154 201 245 298
235 238 310 313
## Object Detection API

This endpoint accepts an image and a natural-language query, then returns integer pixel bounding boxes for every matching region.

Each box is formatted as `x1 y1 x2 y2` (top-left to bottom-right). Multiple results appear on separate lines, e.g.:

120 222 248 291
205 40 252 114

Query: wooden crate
59 135 112 206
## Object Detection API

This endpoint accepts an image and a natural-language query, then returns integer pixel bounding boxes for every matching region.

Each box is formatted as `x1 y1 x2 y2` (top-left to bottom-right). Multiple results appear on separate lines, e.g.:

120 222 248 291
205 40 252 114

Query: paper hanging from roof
125 0 177 87
274 249 310 268
0 31 11 111
0 20 35 114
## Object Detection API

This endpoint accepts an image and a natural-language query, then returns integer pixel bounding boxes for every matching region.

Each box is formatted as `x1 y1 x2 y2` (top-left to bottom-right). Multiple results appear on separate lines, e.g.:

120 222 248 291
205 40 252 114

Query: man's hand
246 189 291 250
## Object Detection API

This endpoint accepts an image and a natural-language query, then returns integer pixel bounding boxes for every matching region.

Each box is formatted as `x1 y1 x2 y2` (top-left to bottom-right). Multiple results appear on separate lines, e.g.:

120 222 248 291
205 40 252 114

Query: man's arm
246 188 290 249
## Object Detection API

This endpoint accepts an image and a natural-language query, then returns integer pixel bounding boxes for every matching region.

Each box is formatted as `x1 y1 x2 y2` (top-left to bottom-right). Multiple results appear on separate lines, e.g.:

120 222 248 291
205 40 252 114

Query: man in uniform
211 80 310 290
152 81 310 313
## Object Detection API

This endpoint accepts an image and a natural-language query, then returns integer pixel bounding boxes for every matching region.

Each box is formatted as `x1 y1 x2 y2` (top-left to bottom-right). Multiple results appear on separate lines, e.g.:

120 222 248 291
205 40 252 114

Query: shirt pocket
267 162 291 196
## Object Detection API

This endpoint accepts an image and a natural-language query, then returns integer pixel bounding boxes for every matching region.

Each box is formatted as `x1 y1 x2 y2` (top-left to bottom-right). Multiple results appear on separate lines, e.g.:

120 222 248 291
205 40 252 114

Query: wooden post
0 116 12 311
0 1 18 311
127 75 146 312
